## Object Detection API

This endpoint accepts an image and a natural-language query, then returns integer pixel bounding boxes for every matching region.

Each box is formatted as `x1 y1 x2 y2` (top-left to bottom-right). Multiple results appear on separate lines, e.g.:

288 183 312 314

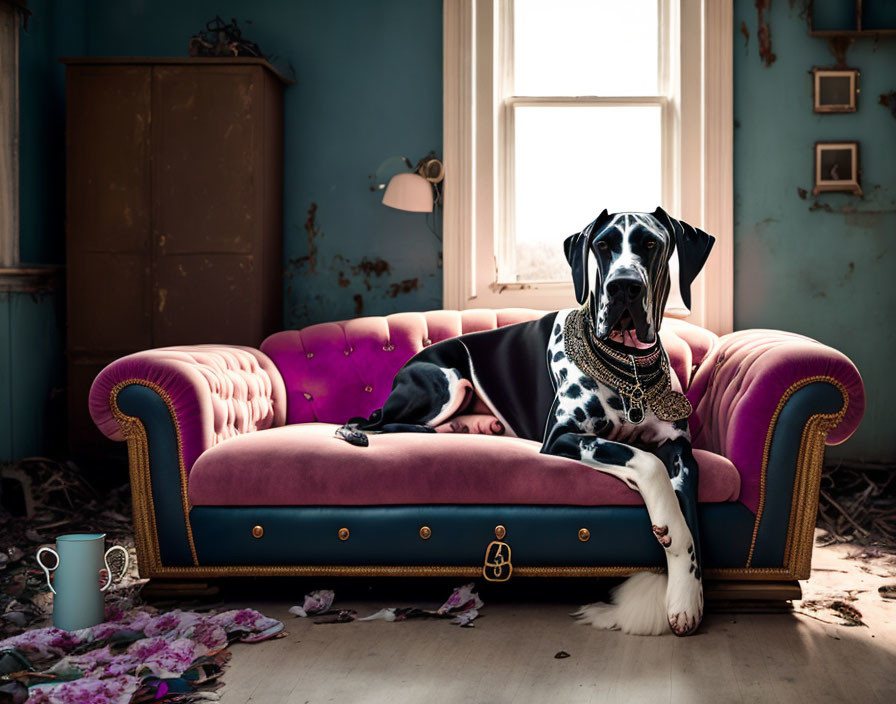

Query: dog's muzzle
605 273 645 305
599 270 653 344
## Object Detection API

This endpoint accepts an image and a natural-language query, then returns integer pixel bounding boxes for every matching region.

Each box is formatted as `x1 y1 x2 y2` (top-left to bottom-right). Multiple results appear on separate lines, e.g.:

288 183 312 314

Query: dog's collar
564 308 692 424
580 307 661 365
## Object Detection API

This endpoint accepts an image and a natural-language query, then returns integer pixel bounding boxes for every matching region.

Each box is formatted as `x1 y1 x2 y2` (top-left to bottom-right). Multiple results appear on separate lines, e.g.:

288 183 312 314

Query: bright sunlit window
501 0 668 283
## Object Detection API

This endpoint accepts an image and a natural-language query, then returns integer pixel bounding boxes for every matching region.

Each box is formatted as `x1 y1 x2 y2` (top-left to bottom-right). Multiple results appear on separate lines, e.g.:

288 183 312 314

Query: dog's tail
573 571 668 636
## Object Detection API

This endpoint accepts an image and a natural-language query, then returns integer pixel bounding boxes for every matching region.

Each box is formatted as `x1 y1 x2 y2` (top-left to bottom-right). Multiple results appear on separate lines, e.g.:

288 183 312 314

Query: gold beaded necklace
563 307 692 424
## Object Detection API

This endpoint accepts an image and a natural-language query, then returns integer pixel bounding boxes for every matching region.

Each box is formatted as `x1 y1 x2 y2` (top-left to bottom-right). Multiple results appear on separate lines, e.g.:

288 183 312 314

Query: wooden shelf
810 28 896 38
809 0 896 38
59 56 294 84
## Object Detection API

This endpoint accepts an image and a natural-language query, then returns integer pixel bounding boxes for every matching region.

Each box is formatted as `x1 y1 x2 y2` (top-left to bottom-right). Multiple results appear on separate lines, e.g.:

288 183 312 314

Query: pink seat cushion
188 424 741 508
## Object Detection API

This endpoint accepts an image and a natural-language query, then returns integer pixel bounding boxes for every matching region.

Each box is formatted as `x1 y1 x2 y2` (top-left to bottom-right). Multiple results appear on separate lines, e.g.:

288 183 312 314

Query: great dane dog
337 207 715 636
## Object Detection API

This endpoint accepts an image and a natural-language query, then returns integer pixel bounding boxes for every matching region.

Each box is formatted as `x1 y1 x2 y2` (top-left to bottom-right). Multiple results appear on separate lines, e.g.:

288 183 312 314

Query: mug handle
36 547 59 594
101 546 130 592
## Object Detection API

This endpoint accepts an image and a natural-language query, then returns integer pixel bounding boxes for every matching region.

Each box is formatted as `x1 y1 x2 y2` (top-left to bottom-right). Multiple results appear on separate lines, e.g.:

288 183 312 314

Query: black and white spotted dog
338 207 715 636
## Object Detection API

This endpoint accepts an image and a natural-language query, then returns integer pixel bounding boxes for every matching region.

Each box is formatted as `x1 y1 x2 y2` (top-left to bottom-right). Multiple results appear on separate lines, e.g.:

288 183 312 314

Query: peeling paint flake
879 91 896 119
387 278 420 298
352 258 391 278
756 0 776 67
352 257 392 291
303 202 321 274
826 37 853 66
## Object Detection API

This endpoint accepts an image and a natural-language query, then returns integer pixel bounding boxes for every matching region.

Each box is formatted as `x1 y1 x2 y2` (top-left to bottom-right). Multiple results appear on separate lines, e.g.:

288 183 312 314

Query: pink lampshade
382 172 433 212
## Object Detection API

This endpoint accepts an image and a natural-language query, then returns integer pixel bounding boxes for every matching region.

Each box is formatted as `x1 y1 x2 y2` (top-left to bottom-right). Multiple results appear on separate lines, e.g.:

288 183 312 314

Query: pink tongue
609 328 654 350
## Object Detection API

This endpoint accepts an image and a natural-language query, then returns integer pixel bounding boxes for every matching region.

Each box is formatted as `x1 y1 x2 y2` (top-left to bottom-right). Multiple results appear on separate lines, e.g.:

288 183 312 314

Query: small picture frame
813 68 859 113
814 142 861 196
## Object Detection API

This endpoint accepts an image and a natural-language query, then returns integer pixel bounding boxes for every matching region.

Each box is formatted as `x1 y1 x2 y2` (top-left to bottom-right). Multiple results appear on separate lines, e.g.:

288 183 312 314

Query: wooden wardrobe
63 58 287 457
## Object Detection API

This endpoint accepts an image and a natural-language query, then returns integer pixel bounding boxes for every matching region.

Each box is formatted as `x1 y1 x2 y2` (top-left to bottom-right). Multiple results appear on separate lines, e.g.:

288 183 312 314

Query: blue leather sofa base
189 503 756 568
115 377 844 573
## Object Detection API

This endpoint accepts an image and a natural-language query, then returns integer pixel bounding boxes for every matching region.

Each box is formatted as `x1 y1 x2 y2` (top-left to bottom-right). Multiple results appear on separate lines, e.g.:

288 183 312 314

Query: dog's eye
595 240 609 253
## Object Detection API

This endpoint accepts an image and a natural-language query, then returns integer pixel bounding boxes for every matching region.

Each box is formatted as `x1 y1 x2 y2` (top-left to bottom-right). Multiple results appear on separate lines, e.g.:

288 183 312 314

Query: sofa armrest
686 330 864 573
90 345 287 471
89 346 287 574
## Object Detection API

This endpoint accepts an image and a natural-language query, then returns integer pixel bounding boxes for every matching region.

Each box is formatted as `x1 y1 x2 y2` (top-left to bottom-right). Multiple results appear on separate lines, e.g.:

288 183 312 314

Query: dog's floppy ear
652 206 715 310
563 232 589 304
564 209 611 305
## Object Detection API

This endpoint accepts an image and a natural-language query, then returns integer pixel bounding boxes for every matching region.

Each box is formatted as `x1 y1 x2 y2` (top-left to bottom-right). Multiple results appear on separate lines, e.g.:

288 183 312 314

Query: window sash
497 96 672 285
496 0 675 287
441 0 732 333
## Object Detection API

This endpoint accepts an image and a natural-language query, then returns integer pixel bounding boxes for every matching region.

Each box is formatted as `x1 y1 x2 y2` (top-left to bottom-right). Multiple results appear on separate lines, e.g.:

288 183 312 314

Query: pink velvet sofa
89 309 864 596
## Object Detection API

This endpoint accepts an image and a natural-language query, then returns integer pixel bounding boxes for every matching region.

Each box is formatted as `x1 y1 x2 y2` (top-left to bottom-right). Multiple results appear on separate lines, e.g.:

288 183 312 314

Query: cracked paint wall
79 0 443 328
11 0 440 459
735 0 896 462
2 0 84 461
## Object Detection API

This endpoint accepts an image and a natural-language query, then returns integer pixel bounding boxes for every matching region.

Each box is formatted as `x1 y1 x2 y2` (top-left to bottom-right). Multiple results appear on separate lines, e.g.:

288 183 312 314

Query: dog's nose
606 277 644 301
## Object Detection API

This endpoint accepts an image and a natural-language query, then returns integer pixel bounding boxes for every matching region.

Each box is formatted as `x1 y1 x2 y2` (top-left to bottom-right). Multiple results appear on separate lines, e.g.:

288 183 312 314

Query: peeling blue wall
8 0 441 461
734 0 896 462
0 0 80 462
19 0 86 265
79 0 444 327
12 0 892 464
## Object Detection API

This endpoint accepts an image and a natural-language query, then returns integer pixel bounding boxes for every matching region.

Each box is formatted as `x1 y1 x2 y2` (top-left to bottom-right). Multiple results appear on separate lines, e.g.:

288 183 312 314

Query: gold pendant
623 386 646 424
651 389 693 422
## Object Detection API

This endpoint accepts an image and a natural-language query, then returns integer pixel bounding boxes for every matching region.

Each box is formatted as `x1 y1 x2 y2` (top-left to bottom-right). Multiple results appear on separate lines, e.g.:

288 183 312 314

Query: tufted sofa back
261 309 719 427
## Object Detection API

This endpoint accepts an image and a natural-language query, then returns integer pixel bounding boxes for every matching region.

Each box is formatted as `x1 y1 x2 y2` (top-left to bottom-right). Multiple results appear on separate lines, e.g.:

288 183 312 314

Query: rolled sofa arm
89 346 287 572
687 329 864 574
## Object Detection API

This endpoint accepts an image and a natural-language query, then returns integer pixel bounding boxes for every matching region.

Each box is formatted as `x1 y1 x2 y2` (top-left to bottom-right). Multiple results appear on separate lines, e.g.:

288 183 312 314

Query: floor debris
0 603 284 703
287 589 334 618
290 583 485 628
1 458 141 640
817 463 896 547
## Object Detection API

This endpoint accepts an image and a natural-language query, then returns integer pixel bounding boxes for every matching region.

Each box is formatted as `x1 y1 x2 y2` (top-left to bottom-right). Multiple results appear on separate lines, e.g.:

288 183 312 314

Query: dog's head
563 207 715 348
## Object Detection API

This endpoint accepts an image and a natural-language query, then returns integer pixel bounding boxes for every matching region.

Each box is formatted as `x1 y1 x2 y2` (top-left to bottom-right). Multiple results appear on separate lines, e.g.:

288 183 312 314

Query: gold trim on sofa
745 375 848 571
110 379 199 567
109 375 848 582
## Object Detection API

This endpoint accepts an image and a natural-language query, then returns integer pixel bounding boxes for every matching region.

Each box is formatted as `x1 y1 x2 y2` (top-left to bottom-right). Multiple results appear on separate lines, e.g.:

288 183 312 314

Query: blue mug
36 533 129 631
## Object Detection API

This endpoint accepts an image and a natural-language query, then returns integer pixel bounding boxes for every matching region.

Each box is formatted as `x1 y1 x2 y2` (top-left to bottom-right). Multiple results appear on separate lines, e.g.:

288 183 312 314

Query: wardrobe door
66 65 152 455
150 64 264 346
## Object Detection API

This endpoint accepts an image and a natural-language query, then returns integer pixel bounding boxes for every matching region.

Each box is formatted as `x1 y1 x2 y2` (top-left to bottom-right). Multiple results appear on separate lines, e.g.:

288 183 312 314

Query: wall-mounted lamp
373 152 444 213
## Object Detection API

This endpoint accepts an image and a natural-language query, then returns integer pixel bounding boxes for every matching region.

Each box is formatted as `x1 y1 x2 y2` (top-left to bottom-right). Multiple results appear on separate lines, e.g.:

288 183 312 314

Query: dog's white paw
665 545 703 636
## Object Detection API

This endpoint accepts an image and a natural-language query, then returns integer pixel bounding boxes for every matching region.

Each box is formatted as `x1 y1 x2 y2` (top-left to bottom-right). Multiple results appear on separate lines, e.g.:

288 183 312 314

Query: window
503 0 667 283
443 0 733 333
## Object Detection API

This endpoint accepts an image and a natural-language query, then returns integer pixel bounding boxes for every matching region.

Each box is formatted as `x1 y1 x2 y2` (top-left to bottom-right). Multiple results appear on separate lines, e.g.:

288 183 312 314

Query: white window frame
443 0 733 334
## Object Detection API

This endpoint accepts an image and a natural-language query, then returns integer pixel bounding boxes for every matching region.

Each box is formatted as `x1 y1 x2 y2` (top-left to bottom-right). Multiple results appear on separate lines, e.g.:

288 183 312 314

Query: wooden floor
215 541 896 704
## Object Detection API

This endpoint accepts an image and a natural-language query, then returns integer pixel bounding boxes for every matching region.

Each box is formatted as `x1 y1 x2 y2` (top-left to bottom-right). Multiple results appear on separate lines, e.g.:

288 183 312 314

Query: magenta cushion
260 309 717 427
687 329 864 514
187 423 741 508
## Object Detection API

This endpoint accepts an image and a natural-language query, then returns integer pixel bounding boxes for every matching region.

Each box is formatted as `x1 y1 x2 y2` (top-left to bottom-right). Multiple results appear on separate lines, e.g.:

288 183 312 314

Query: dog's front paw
665 549 703 636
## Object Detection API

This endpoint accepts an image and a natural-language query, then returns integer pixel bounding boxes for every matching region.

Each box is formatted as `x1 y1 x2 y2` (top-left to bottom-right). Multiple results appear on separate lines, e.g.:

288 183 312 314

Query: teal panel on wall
79 0 444 328
18 0 87 265
0 294 12 460
734 0 896 462
0 290 65 462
